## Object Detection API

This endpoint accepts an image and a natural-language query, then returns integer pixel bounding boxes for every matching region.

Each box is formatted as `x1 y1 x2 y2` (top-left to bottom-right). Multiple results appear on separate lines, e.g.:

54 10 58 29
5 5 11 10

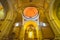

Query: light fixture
40 22 47 27
42 23 47 27
15 22 20 27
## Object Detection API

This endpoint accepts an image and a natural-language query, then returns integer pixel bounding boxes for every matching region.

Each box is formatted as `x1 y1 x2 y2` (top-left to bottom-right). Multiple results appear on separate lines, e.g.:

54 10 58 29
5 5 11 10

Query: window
0 3 5 20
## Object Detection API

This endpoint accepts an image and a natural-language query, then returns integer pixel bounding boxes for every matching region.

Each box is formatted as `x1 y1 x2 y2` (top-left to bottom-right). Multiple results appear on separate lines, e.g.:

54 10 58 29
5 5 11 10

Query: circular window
23 7 38 18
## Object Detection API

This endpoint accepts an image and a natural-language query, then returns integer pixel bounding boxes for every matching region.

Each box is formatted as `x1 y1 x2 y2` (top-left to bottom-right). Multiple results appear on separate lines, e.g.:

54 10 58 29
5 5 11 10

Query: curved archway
0 0 17 39
20 20 42 40
24 21 39 39
49 0 60 33
45 0 60 39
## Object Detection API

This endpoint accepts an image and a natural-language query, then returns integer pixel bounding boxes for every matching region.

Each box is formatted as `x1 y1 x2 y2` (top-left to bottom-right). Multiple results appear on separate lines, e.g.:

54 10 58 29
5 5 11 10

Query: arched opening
23 21 39 40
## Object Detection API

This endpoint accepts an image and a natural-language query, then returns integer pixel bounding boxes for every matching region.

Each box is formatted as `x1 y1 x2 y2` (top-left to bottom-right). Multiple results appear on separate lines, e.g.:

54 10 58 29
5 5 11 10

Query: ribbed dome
24 7 38 18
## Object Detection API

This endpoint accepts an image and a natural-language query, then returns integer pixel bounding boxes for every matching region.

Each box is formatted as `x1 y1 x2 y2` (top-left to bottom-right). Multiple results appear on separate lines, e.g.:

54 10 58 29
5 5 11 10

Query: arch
23 20 38 30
